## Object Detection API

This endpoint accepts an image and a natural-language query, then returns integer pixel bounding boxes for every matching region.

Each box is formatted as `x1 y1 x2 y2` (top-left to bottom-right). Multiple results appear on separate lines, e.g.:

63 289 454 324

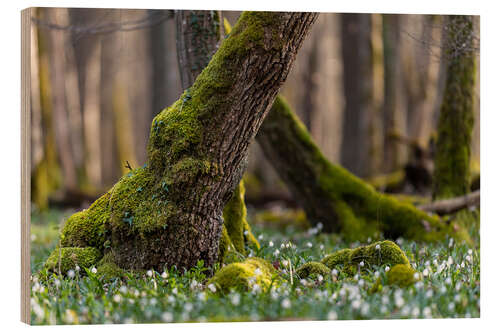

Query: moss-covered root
44 247 102 274
296 262 330 280
257 95 469 243
321 240 409 275
207 257 281 293
222 180 260 256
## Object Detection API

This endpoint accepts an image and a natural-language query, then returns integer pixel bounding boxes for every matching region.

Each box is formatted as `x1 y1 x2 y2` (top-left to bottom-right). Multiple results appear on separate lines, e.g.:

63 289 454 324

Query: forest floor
29 206 480 324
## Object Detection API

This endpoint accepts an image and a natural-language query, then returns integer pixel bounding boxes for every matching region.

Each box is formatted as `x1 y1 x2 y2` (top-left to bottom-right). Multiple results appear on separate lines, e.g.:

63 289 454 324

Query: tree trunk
432 15 476 199
340 14 379 178
53 12 318 272
382 14 406 173
175 10 223 90
256 96 469 243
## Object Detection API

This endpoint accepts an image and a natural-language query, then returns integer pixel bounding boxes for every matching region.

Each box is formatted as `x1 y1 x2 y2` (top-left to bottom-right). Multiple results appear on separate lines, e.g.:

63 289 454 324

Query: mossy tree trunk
256 96 468 243
175 11 259 258
432 15 476 199
56 12 318 272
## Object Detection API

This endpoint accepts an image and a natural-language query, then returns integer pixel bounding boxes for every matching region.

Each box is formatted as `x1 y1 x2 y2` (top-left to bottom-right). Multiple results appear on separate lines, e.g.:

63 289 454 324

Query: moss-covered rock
321 240 409 275
207 257 280 293
44 247 102 274
296 261 330 280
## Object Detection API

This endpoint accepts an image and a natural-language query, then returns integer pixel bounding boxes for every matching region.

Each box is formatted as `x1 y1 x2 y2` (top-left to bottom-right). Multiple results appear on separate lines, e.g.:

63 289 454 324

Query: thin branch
31 10 174 36
418 190 480 215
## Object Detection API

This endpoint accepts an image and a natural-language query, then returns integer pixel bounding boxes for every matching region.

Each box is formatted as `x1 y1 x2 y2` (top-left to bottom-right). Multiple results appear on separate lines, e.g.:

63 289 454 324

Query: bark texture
257 96 469 243
50 12 318 272
433 15 476 199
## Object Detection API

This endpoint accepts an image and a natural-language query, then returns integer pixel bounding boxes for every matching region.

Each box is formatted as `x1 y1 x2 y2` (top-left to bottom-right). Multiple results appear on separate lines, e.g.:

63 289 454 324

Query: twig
418 190 480 215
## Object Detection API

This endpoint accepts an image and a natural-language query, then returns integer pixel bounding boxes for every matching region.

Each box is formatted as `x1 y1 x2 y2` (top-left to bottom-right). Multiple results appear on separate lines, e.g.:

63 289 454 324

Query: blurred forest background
30 8 480 212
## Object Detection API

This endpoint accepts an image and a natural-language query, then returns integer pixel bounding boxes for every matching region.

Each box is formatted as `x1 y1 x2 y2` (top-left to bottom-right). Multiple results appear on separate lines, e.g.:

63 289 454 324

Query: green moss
296 262 330 279
254 209 310 230
222 180 259 256
44 247 101 274
60 192 112 249
207 257 280 293
433 16 476 199
321 241 409 275
387 264 418 287
96 252 125 280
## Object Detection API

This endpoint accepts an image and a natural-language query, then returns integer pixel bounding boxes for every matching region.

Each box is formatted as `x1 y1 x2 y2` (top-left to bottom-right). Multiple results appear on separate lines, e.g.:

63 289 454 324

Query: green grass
30 207 480 324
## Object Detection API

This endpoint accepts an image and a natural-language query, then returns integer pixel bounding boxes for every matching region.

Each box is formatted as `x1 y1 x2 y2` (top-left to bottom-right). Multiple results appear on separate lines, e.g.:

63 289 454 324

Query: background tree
433 15 477 199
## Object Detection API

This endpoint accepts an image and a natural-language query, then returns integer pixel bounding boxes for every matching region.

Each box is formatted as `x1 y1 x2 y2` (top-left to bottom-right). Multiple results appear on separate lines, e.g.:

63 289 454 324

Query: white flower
147 270 153 277
374 271 380 278
273 249 280 257
280 243 285 249
252 284 261 294
445 277 452 285
385 266 390 272
423 307 432 318
172 287 178 295
207 284 216 293
411 307 420 317
425 289 433 298
331 269 339 277
67 270 75 278
113 294 121 302
161 271 168 279
401 305 410 316
375 244 381 250
75 265 80 272
184 302 193 312
448 302 455 311
271 290 279 300
454 294 461 303
320 244 324 251
258 234 264 241
318 275 324 282
281 260 289 267
281 298 291 309
119 286 127 294
455 282 462 291
413 272 419 280
162 312 173 322
395 296 404 308
190 280 199 290
198 292 207 302
244 230 249 236
468 249 473 255
230 293 241 305
54 279 61 287
358 279 364 287
300 279 307 286
359 261 365 267
268 241 274 247
306 242 313 248
352 299 361 309
466 255 472 263
91 267 97 274
254 268 262 276
327 311 338 320
423 268 429 277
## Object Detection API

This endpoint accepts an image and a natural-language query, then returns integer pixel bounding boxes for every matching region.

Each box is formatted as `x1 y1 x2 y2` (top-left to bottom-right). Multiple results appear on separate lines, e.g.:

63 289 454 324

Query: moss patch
207 257 280 293
296 262 330 280
45 247 102 274
321 240 410 275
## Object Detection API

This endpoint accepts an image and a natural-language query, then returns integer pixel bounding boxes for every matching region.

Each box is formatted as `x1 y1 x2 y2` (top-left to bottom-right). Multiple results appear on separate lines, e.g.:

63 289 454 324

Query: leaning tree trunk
50 12 318 273
256 96 469 243
432 15 476 200
175 11 260 260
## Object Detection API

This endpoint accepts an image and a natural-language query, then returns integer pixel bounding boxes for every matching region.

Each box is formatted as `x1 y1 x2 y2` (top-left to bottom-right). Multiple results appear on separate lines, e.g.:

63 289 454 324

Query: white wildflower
161 271 168 279
425 289 433 298
75 265 80 272
412 307 420 317
184 302 193 312
268 241 274 247
67 270 75 278
375 244 381 250
385 266 390 272
306 242 313 248
359 261 365 267
281 298 291 309
91 267 97 274
162 312 173 322
230 293 241 306
352 299 361 310
147 270 153 277
318 274 324 282
273 249 280 257
445 277 452 285
423 307 432 318
331 269 339 277
113 294 121 303
119 286 127 294
254 268 262 276
207 284 216 293
327 311 338 320
448 302 455 311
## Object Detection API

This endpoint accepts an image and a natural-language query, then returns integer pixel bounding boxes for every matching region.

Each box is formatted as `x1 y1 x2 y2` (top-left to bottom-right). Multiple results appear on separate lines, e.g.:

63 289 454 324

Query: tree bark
54 12 318 272
432 15 476 199
256 96 469 243
340 14 379 178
